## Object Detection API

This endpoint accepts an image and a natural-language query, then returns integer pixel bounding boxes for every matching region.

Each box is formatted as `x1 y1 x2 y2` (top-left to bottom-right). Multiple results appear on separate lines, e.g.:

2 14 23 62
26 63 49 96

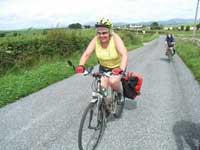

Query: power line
193 0 200 37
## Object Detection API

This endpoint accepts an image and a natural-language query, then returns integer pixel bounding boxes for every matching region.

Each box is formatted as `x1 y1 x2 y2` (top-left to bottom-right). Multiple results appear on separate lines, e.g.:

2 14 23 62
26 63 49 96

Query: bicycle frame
90 71 124 111
166 46 173 62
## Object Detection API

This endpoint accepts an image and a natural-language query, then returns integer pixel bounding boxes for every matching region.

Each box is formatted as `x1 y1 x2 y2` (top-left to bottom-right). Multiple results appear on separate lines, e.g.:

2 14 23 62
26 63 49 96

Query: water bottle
101 87 108 97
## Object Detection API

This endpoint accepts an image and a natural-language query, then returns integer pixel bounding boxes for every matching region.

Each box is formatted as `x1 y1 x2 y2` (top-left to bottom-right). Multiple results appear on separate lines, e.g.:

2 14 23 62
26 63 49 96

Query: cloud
0 0 198 30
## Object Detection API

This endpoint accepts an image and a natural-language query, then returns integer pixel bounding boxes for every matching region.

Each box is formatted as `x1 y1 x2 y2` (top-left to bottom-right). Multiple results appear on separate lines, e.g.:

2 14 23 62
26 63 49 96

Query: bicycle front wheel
78 102 105 150
168 48 173 62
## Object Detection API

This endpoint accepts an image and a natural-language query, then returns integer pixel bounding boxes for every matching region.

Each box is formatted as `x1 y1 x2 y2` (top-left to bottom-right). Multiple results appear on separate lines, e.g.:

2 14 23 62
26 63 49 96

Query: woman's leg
109 75 122 93
101 76 109 89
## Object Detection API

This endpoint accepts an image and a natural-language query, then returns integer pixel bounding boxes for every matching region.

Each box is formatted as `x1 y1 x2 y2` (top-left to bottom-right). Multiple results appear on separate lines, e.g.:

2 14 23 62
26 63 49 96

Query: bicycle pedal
117 101 122 105
105 111 110 118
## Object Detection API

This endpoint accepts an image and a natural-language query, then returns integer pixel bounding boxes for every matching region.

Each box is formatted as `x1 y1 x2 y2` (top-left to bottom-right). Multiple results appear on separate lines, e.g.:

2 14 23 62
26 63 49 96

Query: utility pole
193 0 200 37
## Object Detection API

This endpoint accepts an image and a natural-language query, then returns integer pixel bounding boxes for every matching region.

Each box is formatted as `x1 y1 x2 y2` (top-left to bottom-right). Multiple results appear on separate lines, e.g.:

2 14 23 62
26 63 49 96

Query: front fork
88 94 105 130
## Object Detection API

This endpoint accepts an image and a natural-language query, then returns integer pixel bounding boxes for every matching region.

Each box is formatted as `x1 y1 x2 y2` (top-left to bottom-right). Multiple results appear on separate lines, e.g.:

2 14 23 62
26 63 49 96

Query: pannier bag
121 72 143 99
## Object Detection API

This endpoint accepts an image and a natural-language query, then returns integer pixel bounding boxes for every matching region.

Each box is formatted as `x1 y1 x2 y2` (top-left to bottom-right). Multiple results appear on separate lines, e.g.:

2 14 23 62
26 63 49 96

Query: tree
196 23 200 30
181 25 184 31
13 32 18 37
185 25 190 31
0 32 5 37
42 30 48 35
150 22 161 30
84 25 91 28
68 23 82 29
159 25 164 30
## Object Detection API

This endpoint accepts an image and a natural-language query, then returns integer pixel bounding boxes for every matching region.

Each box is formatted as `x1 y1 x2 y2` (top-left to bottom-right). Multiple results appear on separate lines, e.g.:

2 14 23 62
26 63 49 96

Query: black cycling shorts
168 43 174 47
99 65 116 73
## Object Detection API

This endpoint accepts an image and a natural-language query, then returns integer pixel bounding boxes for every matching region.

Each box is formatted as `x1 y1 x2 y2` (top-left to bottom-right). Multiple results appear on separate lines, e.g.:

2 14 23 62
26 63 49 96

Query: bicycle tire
78 102 105 150
113 97 125 118
168 48 173 63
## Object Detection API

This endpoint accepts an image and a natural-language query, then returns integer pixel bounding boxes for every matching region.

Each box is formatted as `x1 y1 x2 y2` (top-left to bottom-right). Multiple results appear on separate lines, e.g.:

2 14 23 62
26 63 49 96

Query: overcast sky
0 0 198 30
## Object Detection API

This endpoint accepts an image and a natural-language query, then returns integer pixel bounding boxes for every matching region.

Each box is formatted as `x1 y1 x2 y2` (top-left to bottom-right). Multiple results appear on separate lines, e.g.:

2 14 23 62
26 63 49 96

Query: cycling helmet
95 18 113 29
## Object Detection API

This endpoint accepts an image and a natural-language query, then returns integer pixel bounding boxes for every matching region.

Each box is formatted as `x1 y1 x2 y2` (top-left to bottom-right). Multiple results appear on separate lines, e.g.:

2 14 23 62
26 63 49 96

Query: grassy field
160 30 200 38
174 31 200 38
176 39 200 82
0 51 94 107
0 30 157 108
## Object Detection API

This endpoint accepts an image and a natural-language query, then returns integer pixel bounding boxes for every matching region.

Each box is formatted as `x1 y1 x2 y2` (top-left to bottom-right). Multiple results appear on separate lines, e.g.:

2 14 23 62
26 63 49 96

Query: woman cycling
165 33 176 55
75 18 128 100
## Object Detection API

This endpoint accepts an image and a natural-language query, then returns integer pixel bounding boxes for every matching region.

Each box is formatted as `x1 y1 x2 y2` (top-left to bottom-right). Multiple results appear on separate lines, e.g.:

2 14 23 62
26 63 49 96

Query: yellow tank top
95 36 121 68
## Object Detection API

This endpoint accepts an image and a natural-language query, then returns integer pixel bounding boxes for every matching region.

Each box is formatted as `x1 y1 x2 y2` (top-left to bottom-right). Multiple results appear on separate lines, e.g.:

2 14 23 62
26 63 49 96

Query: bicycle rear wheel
78 102 105 150
113 93 125 118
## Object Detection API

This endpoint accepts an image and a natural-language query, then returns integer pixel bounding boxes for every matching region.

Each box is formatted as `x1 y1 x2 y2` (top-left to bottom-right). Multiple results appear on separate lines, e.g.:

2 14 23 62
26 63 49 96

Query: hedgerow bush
0 29 93 74
0 28 141 75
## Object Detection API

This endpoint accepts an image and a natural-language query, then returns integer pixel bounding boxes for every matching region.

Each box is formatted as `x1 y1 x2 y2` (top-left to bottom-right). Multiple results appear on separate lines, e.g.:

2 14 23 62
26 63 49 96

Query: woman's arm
79 36 96 66
113 33 128 71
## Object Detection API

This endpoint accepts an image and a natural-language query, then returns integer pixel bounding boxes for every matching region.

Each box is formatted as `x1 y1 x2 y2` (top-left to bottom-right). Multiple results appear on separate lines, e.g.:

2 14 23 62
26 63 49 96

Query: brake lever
121 71 126 78
83 66 94 76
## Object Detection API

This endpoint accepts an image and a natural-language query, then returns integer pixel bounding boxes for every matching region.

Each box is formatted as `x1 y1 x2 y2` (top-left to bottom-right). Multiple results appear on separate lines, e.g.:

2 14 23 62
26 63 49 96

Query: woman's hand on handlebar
75 65 85 73
112 67 123 75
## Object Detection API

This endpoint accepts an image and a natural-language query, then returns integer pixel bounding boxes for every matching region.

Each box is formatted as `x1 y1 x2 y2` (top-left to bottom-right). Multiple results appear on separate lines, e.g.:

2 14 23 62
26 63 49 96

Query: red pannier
121 72 143 99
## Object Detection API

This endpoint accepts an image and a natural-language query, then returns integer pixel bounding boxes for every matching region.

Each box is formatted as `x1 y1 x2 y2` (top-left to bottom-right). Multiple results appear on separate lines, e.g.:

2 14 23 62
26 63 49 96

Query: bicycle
67 61 125 150
166 46 174 63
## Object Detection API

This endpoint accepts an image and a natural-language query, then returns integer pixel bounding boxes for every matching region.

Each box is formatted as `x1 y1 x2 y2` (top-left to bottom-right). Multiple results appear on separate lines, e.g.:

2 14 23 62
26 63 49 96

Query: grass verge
176 39 200 82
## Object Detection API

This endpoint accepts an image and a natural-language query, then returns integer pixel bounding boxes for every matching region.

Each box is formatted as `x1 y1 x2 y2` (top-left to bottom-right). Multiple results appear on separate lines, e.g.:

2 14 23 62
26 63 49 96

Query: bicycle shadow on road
173 120 200 150
124 99 137 110
106 100 137 122
160 57 171 63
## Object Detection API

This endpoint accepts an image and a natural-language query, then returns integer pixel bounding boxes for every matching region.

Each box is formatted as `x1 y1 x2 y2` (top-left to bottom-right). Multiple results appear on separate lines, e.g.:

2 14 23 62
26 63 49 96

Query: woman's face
96 27 110 43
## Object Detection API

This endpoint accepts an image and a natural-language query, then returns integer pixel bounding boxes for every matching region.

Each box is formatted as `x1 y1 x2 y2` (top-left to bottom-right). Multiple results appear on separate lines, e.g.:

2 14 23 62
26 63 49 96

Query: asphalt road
0 36 200 150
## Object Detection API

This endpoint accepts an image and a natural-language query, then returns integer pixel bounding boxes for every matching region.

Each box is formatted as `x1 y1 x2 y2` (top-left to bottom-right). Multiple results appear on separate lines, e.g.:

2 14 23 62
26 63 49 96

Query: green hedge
176 39 200 82
0 29 93 74
0 29 142 75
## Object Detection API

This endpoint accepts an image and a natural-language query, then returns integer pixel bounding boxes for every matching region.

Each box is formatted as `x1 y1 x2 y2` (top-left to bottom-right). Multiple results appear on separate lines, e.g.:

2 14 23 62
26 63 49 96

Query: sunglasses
96 31 109 35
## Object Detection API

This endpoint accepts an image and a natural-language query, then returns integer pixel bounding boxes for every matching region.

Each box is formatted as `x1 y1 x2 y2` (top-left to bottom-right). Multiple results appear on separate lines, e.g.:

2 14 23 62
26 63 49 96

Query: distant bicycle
68 61 125 150
166 45 175 63
165 33 176 63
